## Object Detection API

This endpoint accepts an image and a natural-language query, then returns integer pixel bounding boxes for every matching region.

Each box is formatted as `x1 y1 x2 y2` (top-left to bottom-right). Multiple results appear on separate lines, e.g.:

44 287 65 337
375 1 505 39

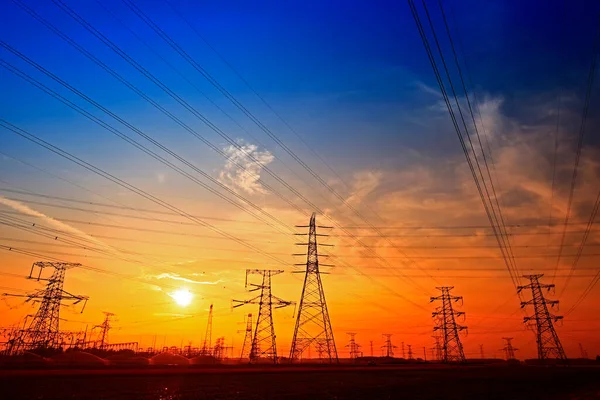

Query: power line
552 14 600 282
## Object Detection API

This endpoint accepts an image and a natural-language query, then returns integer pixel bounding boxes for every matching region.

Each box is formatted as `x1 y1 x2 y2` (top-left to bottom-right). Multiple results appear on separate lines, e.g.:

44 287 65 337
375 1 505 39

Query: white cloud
218 139 274 195
346 170 383 206
150 272 223 285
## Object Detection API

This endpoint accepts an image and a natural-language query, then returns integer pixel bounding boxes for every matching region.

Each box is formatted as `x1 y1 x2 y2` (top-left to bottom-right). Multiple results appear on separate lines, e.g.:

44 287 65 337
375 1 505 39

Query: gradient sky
1 0 600 360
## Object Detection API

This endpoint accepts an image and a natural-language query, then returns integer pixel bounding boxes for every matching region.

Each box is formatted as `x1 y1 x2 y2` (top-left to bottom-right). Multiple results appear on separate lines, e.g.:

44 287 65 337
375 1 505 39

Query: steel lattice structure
238 313 253 360
3 262 88 355
501 337 518 360
381 333 396 357
289 213 338 363
345 332 361 359
430 286 467 362
517 274 567 360
233 269 293 364
93 312 115 349
200 304 213 356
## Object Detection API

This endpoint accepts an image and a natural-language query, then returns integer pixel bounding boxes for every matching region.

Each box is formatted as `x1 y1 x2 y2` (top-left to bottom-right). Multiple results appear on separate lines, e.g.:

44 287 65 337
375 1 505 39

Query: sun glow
170 288 193 307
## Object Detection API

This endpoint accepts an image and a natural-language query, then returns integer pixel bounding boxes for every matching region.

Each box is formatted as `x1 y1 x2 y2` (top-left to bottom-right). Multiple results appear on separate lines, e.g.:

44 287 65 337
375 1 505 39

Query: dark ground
0 365 599 400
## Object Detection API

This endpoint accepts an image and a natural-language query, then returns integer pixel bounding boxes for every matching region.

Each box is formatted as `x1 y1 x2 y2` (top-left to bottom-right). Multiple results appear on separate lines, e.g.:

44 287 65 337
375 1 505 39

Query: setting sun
170 289 193 307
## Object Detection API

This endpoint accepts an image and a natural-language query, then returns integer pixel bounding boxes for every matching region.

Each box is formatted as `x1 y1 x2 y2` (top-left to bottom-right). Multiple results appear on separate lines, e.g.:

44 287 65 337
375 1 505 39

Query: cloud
150 272 223 285
346 170 383 206
0 196 118 254
218 139 274 195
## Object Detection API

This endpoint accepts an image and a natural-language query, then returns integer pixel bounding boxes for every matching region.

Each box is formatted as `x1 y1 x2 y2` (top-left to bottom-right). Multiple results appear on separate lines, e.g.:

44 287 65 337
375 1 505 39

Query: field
0 365 599 399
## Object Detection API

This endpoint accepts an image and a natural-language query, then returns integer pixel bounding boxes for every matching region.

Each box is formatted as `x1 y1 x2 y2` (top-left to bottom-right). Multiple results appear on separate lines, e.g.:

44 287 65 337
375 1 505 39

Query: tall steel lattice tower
345 332 361 359
233 269 294 364
430 286 467 362
517 274 567 360
200 304 214 356
238 313 253 360
381 334 396 357
94 312 115 349
289 213 338 363
4 262 88 354
501 337 518 360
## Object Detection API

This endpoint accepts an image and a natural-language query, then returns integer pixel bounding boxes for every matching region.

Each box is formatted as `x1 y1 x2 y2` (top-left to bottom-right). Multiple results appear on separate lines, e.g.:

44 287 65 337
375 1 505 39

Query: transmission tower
430 286 467 362
93 312 115 349
401 341 405 358
432 335 442 361
407 344 413 360
233 269 294 364
289 213 338 363
3 262 88 354
579 343 588 359
369 340 374 357
238 313 253 360
479 344 485 359
517 274 567 360
345 332 361 359
200 304 214 356
381 334 397 357
501 337 518 360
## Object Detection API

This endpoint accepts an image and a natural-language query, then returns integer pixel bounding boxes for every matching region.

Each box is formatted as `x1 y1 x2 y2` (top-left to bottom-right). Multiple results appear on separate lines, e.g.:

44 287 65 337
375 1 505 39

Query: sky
1 0 600 360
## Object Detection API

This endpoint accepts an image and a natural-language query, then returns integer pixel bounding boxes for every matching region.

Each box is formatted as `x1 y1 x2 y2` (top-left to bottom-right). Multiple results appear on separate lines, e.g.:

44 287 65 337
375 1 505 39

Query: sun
170 288 193 307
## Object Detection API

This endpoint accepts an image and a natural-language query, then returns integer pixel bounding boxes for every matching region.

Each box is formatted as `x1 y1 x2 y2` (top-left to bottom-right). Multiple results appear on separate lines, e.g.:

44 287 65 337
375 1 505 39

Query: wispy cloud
150 272 223 285
0 196 118 254
347 170 382 206
218 139 274 195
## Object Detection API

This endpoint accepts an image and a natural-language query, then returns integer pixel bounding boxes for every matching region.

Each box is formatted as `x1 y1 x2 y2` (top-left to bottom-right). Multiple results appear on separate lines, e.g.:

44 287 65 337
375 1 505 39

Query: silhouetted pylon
200 304 213 356
501 337 518 360
407 344 413 360
233 269 294 364
345 332 361 359
517 274 566 360
93 312 115 349
381 333 397 357
479 344 485 359
3 262 88 354
430 286 467 362
289 213 338 363
238 313 253 361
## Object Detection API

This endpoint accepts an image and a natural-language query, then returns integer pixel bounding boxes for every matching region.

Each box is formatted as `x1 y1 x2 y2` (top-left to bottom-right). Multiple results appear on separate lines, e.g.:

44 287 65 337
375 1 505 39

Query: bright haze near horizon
1 0 599 360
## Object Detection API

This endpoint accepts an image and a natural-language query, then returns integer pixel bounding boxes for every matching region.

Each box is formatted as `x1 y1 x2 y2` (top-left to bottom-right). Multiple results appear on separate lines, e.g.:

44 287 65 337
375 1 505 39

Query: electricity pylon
233 269 294 364
479 344 485 359
290 213 338 363
407 344 413 360
3 262 88 354
345 332 361 359
93 312 115 349
381 334 397 357
200 304 213 356
501 337 518 360
430 286 467 362
238 313 253 360
517 274 567 360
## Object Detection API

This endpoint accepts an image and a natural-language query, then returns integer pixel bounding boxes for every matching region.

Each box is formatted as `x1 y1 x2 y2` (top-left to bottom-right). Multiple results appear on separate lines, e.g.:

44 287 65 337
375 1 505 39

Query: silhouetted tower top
290 213 337 363
3 262 88 354
501 337 518 360
517 274 566 361
430 286 467 362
